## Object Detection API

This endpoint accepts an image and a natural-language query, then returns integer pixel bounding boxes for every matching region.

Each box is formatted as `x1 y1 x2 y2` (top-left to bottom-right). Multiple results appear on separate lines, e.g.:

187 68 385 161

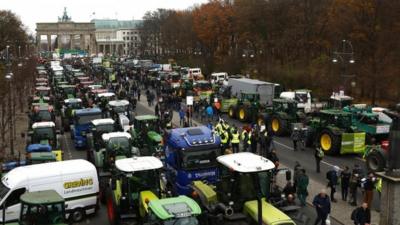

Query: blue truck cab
71 108 102 148
164 126 221 195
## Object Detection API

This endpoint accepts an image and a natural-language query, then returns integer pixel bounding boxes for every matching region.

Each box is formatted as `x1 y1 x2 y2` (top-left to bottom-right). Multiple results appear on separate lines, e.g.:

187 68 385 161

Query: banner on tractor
340 132 366 154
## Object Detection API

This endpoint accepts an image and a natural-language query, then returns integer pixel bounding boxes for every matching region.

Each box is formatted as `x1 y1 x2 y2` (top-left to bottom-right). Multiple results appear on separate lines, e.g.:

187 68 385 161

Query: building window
134 36 137 41
123 32 125 35
135 43 137 47
135 31 137 34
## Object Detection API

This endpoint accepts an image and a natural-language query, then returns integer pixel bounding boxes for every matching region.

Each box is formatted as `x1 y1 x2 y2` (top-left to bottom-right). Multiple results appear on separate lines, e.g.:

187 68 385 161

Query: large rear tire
366 151 386 172
238 106 248 122
106 190 120 225
269 115 286 136
318 129 341 155
228 106 236 119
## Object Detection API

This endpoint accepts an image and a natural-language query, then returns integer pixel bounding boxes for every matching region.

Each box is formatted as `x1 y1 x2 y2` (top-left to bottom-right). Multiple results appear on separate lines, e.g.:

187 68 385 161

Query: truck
0 160 99 223
228 77 281 106
71 108 103 148
211 72 228 85
164 126 221 195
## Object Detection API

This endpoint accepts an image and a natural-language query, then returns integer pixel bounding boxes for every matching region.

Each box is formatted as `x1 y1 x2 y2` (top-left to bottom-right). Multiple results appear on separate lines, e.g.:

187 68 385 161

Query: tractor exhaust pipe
215 203 234 217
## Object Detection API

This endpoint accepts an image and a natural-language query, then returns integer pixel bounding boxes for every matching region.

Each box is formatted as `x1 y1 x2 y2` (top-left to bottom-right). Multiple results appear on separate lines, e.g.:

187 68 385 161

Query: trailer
228 78 281 106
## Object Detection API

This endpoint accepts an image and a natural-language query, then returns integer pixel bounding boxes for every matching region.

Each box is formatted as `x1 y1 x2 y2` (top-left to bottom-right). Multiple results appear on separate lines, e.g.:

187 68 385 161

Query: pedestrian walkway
136 94 380 225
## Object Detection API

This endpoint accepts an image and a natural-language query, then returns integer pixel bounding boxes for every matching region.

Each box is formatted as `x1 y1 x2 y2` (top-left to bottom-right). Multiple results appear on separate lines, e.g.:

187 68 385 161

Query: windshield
113 105 128 114
37 90 50 96
0 181 10 203
295 93 308 103
20 202 63 225
96 124 114 133
129 170 160 194
180 149 219 170
67 102 82 109
77 113 102 125
139 120 159 132
33 127 55 140
63 87 75 95
107 137 130 152
37 110 52 121
164 217 198 225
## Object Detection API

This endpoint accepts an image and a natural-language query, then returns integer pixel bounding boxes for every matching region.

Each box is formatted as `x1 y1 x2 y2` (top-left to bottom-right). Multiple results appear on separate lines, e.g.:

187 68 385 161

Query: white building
92 19 142 56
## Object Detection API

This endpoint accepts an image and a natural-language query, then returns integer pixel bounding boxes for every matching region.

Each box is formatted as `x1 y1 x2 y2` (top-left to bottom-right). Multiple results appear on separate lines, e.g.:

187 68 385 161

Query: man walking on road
363 173 376 208
179 108 185 127
326 165 340 202
349 165 363 206
340 166 351 201
351 202 371 225
297 169 309 206
314 146 324 173
291 127 300 151
312 189 331 225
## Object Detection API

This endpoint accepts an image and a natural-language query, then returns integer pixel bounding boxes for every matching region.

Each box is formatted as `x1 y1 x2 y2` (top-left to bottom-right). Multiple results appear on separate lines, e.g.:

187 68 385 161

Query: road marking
273 140 338 168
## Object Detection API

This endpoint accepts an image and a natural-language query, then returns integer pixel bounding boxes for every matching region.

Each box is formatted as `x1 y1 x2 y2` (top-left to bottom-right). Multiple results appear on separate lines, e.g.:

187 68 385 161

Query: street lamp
332 39 355 93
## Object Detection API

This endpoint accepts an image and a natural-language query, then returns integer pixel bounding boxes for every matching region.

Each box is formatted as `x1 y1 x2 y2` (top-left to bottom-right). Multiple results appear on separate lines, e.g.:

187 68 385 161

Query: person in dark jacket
352 202 371 225
363 173 376 208
313 189 331 225
283 181 296 198
326 165 340 202
340 166 351 201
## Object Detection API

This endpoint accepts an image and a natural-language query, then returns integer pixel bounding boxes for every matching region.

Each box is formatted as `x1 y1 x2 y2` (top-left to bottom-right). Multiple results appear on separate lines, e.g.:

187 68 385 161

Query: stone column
80 34 85 51
57 34 62 49
70 34 74 49
377 172 400 225
36 34 41 52
47 34 51 51
89 34 95 54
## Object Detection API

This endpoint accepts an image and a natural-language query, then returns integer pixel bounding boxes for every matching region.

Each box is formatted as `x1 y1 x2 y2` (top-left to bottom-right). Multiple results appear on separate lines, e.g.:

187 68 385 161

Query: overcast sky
1 0 208 34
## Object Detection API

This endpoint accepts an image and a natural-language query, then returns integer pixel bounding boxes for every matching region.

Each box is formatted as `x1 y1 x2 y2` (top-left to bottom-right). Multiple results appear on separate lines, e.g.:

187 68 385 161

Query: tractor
306 109 366 155
259 98 307 136
164 126 221 195
27 122 61 154
28 104 56 129
86 118 116 162
130 115 163 157
343 104 390 144
145 196 202 225
107 100 134 131
4 190 67 225
228 92 261 122
328 91 353 109
35 86 51 97
212 85 238 114
106 157 164 225
193 80 213 101
192 152 295 225
70 108 103 148
60 98 83 131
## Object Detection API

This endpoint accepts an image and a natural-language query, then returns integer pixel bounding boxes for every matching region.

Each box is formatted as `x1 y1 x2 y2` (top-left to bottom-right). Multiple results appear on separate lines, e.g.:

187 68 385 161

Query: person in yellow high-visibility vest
231 128 240 153
241 128 250 152
220 130 229 154
376 177 382 198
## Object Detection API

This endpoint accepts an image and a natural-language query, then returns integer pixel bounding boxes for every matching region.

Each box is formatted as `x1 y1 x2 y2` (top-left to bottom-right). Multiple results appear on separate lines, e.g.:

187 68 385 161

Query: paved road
60 98 380 225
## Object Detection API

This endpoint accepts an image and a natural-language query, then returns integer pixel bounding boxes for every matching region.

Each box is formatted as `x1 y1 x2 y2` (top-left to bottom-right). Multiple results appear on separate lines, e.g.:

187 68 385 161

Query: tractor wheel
269 115 286 136
257 113 266 127
228 106 236 119
318 129 341 155
106 190 120 225
366 151 386 172
238 106 248 122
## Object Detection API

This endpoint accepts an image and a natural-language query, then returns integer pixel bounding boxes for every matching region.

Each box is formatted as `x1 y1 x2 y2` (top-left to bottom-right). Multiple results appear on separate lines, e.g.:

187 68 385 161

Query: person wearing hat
326 165 340 202
313 189 331 225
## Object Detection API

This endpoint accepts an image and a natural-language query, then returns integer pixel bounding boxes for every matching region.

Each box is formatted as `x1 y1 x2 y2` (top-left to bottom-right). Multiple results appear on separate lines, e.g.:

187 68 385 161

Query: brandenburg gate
36 8 96 54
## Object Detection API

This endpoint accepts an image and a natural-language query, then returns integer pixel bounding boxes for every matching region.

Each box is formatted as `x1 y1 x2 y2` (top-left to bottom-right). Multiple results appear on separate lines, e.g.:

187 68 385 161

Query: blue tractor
71 108 103 148
164 126 221 195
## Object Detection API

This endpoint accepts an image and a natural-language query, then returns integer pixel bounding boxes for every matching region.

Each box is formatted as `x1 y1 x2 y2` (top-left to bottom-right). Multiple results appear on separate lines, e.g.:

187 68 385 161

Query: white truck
228 78 281 106
0 159 99 223
211 72 228 84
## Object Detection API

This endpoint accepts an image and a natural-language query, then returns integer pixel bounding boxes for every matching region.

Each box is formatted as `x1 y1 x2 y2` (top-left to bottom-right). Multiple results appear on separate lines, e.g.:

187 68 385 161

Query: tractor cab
61 98 83 131
317 110 353 130
29 105 56 129
168 72 181 89
328 91 353 109
146 196 201 225
87 118 116 154
131 115 163 156
107 157 164 224
165 126 221 195
193 152 295 225
108 100 133 120
57 84 76 99
71 108 103 148
28 122 60 152
35 86 51 97
96 92 116 112
31 96 51 105
4 190 67 225
193 81 213 100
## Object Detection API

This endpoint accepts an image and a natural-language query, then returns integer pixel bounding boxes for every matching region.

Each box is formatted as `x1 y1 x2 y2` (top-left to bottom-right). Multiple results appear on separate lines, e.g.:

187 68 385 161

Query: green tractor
259 98 307 136
178 79 193 98
60 98 83 131
228 92 260 122
130 115 163 157
192 152 295 225
86 118 116 162
106 157 164 224
343 104 390 144
145 196 202 225
212 86 238 114
4 190 67 225
27 122 62 159
306 109 366 155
